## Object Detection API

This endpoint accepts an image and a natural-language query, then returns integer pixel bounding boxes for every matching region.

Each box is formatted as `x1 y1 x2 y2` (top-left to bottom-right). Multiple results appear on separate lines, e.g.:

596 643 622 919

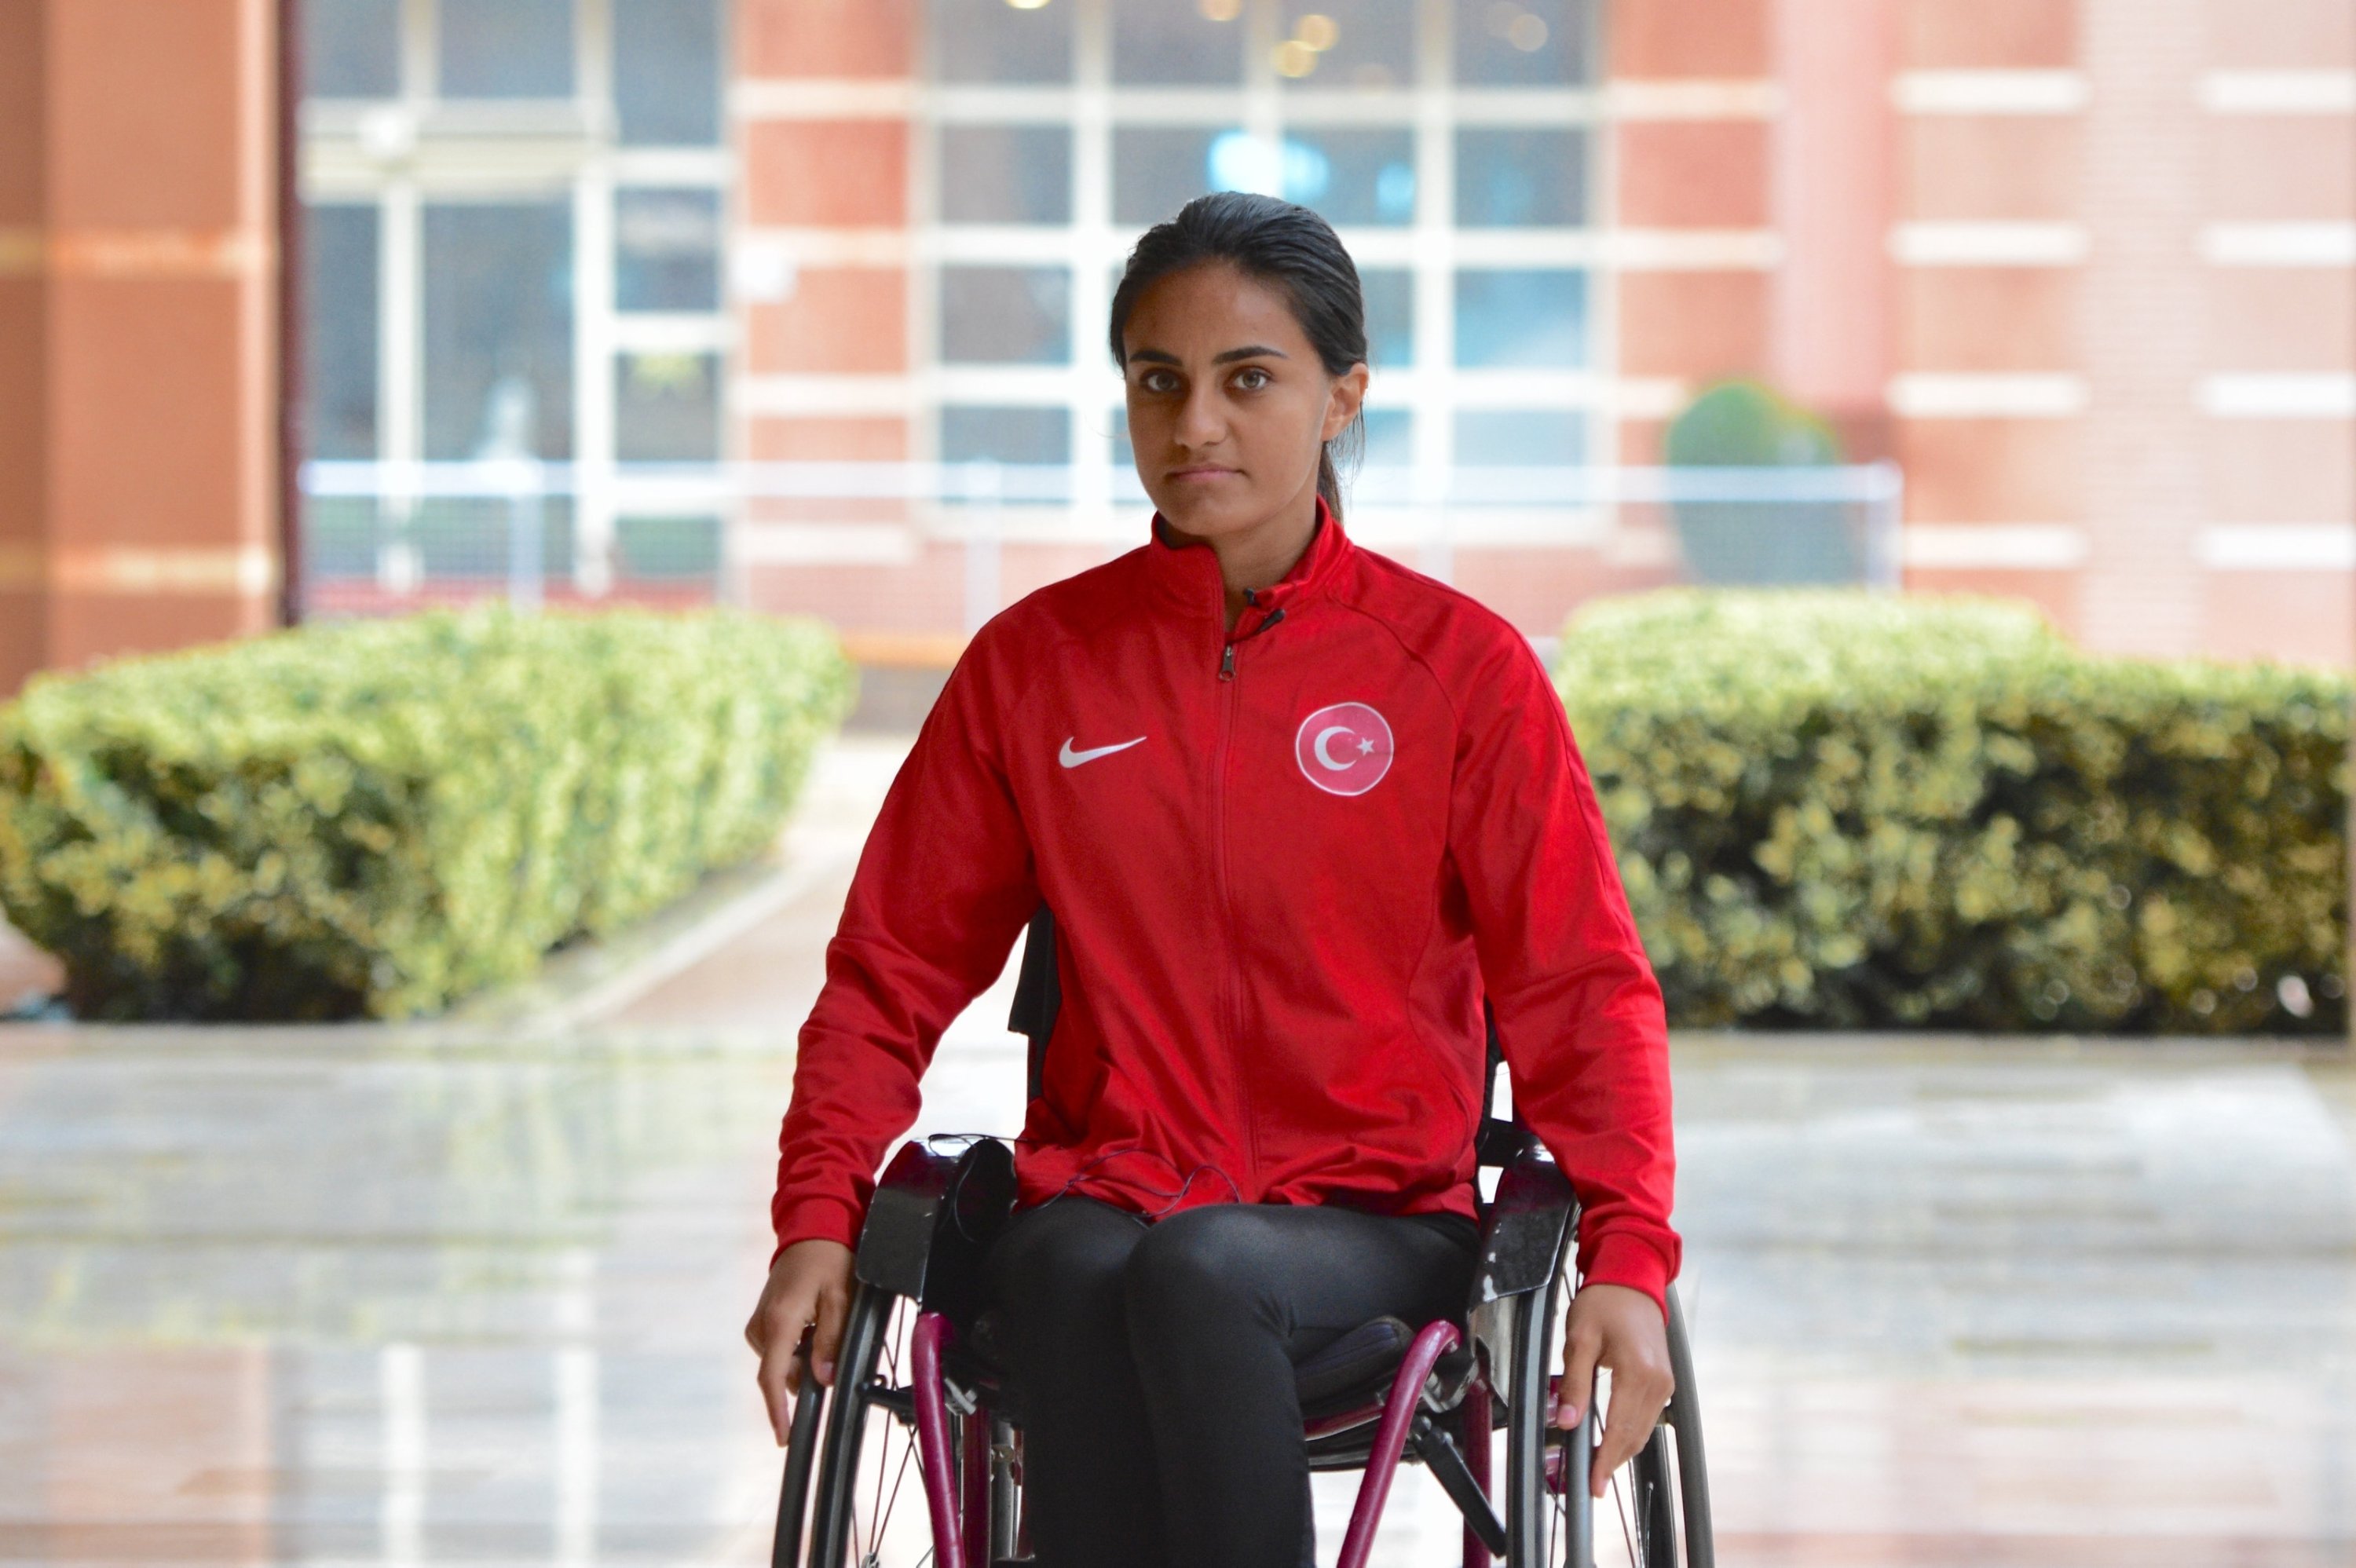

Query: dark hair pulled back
1108 191 1368 522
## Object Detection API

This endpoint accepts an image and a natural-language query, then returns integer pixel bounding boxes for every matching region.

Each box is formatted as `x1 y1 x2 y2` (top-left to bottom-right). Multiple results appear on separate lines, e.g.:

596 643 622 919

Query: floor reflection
0 1025 809 1565
1674 1037 2356 1566
5 1024 2351 1565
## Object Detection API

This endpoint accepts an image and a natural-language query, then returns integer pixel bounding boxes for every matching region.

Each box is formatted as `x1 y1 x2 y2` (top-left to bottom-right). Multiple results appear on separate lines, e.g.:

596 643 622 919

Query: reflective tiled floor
2 734 2351 1566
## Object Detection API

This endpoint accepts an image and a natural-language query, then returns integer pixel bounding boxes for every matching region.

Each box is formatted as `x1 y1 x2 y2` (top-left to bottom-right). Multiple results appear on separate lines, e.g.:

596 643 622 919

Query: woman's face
1121 260 1368 543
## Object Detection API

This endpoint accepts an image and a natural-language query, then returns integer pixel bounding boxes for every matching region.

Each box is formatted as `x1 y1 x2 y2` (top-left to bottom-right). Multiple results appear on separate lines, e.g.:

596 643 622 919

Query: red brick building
3 0 2350 700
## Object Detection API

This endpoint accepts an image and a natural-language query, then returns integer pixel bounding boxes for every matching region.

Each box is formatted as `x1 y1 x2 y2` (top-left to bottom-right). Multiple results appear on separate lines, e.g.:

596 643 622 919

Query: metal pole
510 481 544 612
1420 458 1453 587
1865 458 1904 590
964 460 1001 634
275 0 305 627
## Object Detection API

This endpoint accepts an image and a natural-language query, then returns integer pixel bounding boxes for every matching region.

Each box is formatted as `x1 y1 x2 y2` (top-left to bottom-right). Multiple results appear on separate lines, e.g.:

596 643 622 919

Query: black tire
770 1334 828 1568
1497 1249 1572 1563
1662 1285 1714 1567
1494 1255 1713 1567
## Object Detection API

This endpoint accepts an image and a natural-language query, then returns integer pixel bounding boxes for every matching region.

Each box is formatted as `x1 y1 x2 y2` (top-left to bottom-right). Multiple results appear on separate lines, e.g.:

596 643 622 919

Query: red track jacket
770 492 1681 1311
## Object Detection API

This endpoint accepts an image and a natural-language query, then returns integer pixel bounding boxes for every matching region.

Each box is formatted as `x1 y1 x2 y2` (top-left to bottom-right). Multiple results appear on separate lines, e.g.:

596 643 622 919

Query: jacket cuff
770 1194 865 1270
1577 1230 1674 1322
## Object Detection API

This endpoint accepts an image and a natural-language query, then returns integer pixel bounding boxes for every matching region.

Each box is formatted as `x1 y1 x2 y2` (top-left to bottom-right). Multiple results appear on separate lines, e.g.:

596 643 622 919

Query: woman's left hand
1551 1281 1675 1497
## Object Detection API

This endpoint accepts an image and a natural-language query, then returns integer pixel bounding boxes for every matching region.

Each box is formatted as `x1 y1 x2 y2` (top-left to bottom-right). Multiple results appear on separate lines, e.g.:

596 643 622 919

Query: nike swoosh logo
1060 736 1147 768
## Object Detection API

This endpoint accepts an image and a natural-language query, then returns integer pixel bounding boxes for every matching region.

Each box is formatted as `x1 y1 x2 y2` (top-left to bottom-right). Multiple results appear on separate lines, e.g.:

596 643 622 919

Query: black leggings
979 1193 1482 1568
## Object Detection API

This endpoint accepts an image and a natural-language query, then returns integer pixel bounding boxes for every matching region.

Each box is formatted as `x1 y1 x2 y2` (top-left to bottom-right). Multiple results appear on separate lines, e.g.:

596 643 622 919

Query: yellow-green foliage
0 602 857 1021
1553 588 2349 1033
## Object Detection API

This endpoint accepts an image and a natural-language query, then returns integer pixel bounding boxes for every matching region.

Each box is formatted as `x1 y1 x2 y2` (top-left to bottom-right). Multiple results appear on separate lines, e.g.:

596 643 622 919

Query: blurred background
6 0 2349 709
2 2 2352 1566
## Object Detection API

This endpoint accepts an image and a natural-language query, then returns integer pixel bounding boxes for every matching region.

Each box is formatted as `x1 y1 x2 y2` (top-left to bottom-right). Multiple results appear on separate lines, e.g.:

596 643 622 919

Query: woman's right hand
745 1237 857 1448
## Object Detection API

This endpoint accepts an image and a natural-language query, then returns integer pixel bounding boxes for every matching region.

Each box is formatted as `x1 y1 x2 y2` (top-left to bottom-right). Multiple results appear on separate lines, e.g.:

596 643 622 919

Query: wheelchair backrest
1006 901 1531 1168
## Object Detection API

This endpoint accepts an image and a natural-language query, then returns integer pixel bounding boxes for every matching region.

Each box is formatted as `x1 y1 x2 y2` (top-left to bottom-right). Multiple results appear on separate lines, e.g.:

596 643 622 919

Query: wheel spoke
862 1398 888 1553
861 1302 887 1553
839 1292 931 1567
1612 1467 1639 1566
865 1418 919 1559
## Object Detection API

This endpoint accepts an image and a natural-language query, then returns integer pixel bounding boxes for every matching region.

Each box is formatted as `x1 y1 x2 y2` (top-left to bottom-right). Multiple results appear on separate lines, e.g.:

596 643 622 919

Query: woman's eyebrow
1128 344 1292 366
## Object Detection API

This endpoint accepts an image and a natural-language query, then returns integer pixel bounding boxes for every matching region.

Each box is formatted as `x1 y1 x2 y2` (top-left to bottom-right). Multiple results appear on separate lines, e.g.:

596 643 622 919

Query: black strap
1007 902 1061 1102
1478 996 1502 1125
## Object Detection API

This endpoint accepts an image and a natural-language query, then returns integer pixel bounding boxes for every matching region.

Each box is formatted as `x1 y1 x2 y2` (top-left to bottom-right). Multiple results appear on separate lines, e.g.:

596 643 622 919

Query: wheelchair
770 905 1712 1567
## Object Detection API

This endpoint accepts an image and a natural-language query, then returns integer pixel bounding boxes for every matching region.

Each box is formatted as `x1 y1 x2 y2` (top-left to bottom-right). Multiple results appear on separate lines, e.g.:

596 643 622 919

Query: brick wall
14 2 2341 693
1887 0 2352 663
0 0 283 699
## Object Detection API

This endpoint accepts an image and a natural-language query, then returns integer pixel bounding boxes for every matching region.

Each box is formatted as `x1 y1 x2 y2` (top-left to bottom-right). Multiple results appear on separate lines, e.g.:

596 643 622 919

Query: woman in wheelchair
748 191 1685 1567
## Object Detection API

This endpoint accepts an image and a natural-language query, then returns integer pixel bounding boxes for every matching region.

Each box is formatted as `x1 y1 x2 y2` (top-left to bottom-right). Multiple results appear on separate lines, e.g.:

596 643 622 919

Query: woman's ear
1324 362 1370 441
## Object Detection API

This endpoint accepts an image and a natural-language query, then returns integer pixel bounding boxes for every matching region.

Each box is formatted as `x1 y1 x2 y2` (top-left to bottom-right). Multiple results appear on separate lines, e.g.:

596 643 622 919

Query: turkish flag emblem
1294 702 1395 796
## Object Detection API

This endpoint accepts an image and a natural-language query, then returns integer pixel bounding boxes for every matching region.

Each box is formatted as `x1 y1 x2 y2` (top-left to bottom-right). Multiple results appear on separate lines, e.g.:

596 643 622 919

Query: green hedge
1553 589 2349 1034
0 603 856 1022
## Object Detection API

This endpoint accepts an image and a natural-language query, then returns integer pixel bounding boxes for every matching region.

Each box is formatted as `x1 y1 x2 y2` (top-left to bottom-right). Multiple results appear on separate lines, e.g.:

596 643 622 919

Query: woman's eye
1235 367 1269 390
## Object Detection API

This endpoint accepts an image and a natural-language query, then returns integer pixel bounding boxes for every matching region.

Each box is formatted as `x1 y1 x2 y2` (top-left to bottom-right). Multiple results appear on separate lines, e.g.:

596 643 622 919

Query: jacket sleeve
1444 626 1681 1317
769 633 1041 1266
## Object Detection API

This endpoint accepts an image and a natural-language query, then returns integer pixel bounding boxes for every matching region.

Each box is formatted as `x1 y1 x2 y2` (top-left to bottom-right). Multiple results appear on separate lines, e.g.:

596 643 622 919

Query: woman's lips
1171 466 1238 481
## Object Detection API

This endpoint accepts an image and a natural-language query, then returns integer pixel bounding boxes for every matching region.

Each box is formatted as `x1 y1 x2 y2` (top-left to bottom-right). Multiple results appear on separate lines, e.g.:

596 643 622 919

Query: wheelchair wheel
1493 1259 1712 1567
796 1280 944 1568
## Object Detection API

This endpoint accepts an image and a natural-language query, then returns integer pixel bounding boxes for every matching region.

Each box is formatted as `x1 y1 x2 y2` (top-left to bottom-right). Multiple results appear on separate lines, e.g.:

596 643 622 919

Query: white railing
298 459 1905 627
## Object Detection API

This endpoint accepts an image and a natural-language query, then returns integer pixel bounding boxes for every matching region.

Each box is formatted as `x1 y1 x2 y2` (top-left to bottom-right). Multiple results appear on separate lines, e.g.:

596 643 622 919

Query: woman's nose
1174 385 1227 448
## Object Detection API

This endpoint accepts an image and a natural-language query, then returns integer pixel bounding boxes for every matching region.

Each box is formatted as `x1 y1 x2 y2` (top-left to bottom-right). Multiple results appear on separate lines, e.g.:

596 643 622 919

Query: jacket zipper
1217 601 1285 681
1212 596 1286 1195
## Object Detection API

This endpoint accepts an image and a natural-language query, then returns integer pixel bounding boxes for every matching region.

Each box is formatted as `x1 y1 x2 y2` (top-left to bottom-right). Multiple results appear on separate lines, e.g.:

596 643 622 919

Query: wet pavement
1 733 2351 1566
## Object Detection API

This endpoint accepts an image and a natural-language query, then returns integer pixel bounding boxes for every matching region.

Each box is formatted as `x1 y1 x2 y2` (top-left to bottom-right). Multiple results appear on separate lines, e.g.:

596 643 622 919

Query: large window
302 203 379 460
925 0 1609 511
437 0 575 99
298 0 729 605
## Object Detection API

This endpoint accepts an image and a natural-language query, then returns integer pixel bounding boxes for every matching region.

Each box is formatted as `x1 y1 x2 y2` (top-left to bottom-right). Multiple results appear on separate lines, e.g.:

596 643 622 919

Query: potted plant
1663 378 1857 584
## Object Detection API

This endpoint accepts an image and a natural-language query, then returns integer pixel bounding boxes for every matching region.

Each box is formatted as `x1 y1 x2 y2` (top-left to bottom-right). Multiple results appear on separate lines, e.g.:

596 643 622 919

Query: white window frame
297 0 735 601
916 0 1619 569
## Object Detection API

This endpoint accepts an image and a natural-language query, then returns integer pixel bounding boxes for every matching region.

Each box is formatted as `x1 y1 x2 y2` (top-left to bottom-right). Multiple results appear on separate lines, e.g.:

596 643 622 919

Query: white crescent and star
1312 726 1377 770
1295 702 1394 795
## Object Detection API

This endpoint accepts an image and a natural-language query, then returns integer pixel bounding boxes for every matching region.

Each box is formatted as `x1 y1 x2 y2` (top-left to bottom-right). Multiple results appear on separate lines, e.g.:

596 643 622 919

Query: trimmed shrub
1553 588 2349 1034
0 602 856 1021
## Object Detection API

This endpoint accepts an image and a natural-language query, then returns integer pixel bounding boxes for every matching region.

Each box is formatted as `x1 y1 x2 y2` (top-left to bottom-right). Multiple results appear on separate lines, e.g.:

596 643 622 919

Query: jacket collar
1143 490 1353 628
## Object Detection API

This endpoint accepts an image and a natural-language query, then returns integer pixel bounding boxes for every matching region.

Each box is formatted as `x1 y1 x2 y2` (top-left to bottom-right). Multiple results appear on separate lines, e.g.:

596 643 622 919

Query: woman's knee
983 1197 1147 1350
1119 1204 1286 1336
